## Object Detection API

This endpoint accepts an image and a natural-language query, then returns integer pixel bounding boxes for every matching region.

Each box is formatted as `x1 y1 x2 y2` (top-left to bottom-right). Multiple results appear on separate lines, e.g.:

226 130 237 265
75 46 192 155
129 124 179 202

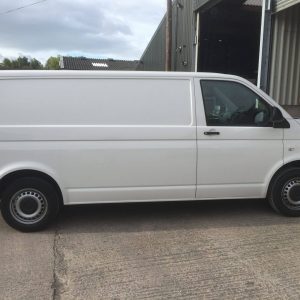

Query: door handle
204 131 220 136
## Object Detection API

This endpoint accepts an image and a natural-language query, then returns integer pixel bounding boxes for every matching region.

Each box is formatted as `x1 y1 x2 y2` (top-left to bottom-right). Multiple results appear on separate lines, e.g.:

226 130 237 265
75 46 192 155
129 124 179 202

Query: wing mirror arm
272 107 290 129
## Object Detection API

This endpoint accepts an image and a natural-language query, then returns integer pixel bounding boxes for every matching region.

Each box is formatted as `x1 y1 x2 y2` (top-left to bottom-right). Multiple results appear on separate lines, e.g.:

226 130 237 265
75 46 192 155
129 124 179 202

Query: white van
0 70 299 231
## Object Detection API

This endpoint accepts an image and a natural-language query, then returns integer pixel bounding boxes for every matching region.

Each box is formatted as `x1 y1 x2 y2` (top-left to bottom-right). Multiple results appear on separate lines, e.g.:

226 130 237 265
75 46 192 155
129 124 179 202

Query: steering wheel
229 110 245 125
254 109 270 126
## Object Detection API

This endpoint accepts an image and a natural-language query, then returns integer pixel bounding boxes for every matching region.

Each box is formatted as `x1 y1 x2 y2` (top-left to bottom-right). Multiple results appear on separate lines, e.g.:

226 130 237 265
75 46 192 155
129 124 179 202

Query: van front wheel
268 168 300 216
1 177 60 232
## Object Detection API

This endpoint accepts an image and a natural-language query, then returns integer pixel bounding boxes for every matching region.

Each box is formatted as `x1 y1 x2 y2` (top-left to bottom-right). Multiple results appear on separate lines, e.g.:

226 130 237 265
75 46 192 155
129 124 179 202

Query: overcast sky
0 0 166 63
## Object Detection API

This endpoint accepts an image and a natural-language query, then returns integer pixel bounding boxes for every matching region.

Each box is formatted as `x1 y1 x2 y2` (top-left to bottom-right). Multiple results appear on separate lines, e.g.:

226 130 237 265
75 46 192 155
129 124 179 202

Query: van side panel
0 79 192 126
0 77 197 204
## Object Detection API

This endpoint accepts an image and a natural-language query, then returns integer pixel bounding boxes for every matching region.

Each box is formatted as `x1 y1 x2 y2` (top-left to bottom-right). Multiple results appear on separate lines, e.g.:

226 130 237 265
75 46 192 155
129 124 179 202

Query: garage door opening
197 0 262 83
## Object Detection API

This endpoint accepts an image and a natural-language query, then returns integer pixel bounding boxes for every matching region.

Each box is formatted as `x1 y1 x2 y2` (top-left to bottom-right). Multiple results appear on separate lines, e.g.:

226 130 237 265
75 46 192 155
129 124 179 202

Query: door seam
193 78 199 199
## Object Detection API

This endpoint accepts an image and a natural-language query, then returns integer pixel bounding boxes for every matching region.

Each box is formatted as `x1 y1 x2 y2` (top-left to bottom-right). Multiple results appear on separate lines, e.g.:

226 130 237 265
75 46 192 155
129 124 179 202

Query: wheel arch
267 160 300 197
0 169 64 207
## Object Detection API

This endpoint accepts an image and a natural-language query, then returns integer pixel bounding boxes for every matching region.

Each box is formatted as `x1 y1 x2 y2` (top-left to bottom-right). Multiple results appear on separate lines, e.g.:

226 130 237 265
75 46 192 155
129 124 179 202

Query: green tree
0 56 43 69
45 56 60 70
30 58 43 69
16 56 30 69
3 58 12 69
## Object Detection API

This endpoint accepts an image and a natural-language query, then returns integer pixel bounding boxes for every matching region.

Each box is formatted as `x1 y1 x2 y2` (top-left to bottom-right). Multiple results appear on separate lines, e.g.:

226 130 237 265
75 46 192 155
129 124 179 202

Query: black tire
1 177 60 232
268 168 300 216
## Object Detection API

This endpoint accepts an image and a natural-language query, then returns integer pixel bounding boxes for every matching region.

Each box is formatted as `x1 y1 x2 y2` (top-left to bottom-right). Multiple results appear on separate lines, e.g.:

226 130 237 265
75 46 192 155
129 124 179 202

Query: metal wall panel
269 4 300 105
140 0 195 72
193 0 221 11
194 0 211 10
138 16 166 71
174 0 195 71
274 0 300 12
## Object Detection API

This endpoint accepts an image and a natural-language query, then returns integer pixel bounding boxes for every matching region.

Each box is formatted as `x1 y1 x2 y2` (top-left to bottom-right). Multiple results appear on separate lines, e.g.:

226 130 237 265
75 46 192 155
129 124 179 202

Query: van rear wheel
268 168 300 216
1 177 60 232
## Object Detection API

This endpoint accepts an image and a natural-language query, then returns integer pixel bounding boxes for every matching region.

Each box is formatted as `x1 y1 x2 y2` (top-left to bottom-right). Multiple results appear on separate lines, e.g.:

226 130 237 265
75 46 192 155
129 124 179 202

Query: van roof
0 70 243 81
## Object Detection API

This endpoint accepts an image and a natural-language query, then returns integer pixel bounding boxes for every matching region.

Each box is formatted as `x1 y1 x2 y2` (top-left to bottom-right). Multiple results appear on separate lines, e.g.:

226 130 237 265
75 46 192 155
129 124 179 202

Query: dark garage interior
198 0 262 83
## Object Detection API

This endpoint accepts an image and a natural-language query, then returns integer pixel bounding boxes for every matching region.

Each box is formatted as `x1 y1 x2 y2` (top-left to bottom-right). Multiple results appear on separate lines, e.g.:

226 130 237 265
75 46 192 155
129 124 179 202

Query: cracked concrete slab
0 217 55 300
1 199 300 299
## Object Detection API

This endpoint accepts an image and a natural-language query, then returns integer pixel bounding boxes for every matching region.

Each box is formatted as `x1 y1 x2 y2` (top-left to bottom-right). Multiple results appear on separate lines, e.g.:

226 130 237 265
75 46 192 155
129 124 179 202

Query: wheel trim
282 178 300 209
9 189 48 225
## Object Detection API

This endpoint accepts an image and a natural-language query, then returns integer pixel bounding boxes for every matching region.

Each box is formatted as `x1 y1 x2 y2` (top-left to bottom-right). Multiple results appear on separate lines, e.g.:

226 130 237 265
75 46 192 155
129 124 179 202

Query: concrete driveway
1 199 300 300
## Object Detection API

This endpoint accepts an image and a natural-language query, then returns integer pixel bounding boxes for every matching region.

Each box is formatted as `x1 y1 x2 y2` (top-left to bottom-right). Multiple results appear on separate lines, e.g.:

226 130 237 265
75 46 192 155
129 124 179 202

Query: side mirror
272 107 290 128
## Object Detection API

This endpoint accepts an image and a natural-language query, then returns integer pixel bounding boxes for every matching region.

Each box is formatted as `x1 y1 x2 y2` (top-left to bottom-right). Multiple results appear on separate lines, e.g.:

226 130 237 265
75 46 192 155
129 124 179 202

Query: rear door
194 78 284 199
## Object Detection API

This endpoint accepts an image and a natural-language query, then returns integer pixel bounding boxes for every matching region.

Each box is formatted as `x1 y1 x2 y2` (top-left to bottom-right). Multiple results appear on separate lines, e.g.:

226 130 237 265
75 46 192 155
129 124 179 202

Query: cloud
0 0 165 63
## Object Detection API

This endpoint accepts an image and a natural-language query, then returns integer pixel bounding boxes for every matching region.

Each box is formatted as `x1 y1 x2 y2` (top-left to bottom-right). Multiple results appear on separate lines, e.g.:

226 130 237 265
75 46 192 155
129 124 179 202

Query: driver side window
201 80 272 127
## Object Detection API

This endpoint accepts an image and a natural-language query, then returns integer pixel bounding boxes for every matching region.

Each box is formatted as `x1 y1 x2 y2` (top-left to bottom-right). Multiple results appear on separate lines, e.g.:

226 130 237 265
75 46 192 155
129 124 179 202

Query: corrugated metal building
140 0 300 116
269 3 300 113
